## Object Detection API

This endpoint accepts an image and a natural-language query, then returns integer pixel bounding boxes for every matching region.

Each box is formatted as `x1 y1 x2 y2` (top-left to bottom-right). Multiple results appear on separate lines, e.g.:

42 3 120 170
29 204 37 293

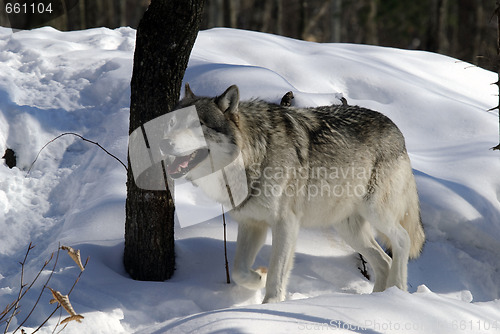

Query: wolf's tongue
179 159 190 168
167 155 191 174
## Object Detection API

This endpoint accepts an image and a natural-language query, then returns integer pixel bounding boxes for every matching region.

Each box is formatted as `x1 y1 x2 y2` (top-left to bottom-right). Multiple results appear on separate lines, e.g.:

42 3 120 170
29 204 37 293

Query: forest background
1 0 497 72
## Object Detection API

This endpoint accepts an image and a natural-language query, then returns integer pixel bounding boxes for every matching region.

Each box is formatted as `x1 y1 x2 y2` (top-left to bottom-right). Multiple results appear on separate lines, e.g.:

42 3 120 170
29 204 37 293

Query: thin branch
31 256 89 334
221 206 230 284
51 308 66 334
26 132 127 176
0 304 12 322
3 243 32 333
1 251 54 328
67 257 89 295
14 246 61 333
1 244 88 334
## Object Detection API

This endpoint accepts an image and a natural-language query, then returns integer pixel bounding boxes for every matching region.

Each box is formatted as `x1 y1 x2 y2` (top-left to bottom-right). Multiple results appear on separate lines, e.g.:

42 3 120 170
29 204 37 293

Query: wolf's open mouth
166 148 209 178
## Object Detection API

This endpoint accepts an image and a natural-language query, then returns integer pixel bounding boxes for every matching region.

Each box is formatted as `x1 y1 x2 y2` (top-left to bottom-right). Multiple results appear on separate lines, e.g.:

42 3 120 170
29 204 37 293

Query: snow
1 26 500 333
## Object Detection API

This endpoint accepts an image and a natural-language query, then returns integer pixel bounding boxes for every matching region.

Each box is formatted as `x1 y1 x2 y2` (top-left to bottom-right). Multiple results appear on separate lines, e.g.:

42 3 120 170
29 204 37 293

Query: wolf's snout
160 138 175 156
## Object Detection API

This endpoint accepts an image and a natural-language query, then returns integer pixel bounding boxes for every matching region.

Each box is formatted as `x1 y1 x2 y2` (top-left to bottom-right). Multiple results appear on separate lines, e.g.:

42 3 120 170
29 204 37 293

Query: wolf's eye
169 117 176 128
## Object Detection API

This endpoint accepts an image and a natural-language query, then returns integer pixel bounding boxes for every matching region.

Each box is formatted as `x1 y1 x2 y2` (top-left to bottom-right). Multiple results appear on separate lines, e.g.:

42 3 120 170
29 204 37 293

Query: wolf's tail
378 160 425 259
402 208 425 259
400 176 425 259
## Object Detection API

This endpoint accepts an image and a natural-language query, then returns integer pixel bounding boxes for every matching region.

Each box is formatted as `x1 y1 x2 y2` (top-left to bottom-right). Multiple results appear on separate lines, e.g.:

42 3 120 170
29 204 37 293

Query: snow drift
0 26 499 333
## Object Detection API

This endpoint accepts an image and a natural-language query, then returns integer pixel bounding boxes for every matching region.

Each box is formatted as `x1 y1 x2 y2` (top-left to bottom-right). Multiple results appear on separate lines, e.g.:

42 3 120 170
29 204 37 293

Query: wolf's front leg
232 221 268 290
262 220 300 303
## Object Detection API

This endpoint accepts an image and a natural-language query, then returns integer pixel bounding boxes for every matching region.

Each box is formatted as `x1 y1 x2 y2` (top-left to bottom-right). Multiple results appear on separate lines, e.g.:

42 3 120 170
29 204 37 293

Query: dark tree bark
223 0 238 28
493 0 500 151
300 0 308 40
365 0 378 45
124 0 204 281
330 0 341 42
428 0 448 53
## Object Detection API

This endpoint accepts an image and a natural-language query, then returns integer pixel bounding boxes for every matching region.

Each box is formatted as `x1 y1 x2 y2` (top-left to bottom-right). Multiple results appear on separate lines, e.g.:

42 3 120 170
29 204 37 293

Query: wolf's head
163 84 242 181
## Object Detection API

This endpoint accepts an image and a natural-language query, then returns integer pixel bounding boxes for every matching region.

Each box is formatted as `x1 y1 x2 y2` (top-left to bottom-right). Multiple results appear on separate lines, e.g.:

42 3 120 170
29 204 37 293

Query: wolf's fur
170 84 425 303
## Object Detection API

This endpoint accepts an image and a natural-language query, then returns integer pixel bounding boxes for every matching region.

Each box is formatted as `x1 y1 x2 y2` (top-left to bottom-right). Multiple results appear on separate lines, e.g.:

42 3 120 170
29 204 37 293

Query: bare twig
222 206 231 284
3 243 33 332
0 304 11 320
67 257 89 296
31 256 89 334
51 308 67 334
13 246 61 333
1 244 88 334
1 253 54 330
26 132 127 176
48 288 84 323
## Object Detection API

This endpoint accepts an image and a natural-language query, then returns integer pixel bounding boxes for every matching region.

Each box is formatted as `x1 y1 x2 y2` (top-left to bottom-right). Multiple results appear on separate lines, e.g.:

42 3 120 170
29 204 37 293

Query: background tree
491 0 500 151
124 0 204 280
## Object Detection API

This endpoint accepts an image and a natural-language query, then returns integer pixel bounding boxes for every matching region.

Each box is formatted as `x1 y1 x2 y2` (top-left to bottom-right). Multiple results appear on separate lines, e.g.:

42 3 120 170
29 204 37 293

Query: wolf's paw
262 295 284 304
232 267 267 290
386 274 408 292
262 285 286 303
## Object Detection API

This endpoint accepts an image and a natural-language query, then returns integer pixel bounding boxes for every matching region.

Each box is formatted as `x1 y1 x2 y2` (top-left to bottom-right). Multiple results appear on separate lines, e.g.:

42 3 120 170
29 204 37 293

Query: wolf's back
237 100 425 258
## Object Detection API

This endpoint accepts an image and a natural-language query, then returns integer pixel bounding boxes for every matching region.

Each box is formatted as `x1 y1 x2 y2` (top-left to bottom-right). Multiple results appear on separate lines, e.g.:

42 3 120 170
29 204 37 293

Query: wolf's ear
217 85 240 125
217 85 239 115
184 83 196 99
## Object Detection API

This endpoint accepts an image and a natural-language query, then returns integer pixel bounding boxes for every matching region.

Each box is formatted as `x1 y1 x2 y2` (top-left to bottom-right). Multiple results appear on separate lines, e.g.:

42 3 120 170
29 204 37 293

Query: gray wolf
167 84 425 303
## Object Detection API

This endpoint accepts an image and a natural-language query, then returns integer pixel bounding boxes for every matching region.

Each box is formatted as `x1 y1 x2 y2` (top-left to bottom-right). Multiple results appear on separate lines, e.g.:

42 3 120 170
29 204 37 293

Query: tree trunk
472 0 484 66
124 0 204 281
330 0 341 42
223 0 238 28
437 0 449 54
300 0 309 40
365 0 378 45
428 0 449 53
276 0 283 36
493 0 500 150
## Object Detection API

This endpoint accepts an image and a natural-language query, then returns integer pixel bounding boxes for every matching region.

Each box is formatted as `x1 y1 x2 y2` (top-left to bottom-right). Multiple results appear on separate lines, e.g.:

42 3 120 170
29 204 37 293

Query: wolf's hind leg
378 224 410 291
335 215 392 292
364 212 410 291
232 221 268 290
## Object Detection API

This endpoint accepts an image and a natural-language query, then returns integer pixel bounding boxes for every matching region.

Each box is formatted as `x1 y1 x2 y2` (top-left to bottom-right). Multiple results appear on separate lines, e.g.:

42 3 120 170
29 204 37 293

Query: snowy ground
0 26 500 333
